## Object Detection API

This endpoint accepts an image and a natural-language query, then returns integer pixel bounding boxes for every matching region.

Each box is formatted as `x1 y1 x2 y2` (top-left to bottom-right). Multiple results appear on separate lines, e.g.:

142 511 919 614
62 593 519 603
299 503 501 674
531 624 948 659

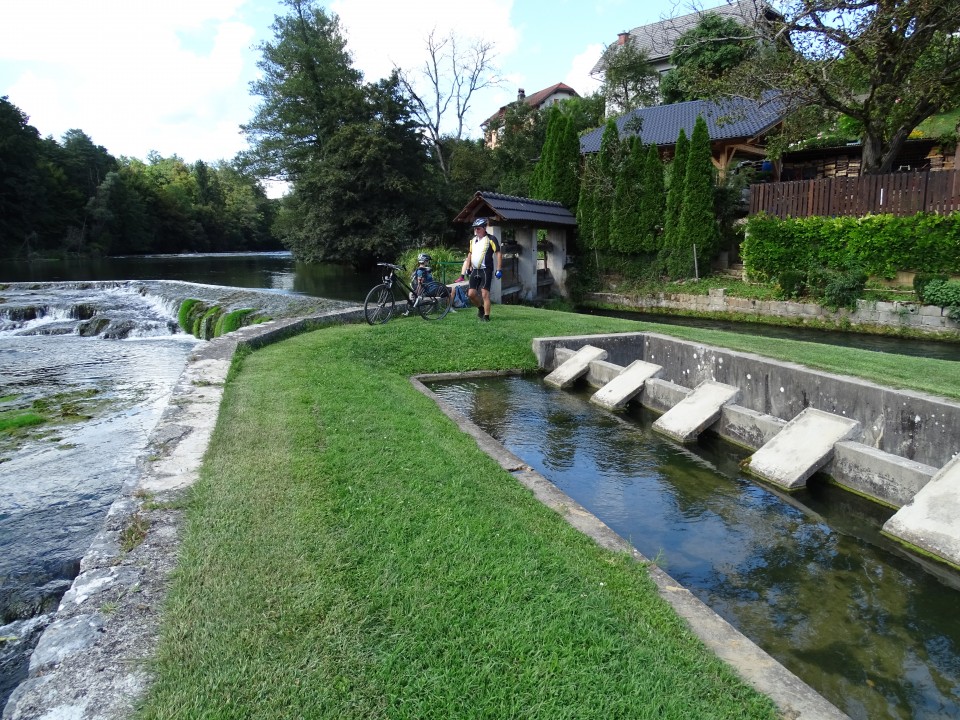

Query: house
482 82 580 148
579 94 788 177
590 0 779 112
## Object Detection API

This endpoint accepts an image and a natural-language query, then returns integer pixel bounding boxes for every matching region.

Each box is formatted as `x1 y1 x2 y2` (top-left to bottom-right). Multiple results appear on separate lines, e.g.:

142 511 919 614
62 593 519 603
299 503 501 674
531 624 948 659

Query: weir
533 331 960 571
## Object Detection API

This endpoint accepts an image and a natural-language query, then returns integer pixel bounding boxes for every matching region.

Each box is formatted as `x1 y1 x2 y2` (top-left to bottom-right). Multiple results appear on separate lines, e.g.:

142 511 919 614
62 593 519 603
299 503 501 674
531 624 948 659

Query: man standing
460 217 503 322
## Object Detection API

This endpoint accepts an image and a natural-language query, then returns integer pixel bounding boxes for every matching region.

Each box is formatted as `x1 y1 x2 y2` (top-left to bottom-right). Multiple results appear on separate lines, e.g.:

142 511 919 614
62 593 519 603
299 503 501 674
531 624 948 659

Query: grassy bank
138 307 959 718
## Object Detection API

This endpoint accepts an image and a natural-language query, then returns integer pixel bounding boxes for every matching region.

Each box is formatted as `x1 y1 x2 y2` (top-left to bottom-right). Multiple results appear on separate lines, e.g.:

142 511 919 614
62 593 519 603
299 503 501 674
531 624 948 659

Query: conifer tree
530 104 561 200
554 114 580 212
610 136 644 253
594 118 621 250
577 153 598 249
677 115 718 277
660 128 688 275
639 143 665 252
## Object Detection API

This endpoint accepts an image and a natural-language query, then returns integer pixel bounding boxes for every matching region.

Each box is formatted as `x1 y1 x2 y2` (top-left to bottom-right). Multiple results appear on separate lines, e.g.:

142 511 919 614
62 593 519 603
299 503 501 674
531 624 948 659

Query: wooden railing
749 170 960 218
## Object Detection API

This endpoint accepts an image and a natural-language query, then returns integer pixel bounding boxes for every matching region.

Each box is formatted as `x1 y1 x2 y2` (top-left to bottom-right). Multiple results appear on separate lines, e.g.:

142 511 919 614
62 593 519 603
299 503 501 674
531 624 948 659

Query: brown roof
481 82 580 128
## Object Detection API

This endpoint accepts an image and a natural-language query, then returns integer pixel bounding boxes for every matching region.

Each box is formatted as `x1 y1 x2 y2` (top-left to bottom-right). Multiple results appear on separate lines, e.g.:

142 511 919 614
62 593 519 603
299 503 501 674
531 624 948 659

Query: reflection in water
430 375 960 720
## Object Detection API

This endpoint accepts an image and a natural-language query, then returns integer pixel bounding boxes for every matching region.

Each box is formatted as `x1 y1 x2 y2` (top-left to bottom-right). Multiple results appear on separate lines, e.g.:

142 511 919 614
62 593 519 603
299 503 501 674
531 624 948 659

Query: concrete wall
535 332 959 507
589 289 960 337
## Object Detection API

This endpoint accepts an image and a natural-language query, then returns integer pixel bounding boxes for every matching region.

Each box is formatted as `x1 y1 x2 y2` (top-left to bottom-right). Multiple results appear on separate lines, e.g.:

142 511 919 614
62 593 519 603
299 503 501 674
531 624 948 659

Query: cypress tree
660 128 689 275
595 118 621 250
530 104 562 200
610 136 645 253
639 143 665 252
577 153 598 249
677 115 718 278
554 115 580 212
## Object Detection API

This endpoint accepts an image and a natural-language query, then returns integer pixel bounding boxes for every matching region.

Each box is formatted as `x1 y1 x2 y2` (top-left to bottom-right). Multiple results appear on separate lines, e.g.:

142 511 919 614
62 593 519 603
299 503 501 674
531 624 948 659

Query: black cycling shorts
468 267 494 292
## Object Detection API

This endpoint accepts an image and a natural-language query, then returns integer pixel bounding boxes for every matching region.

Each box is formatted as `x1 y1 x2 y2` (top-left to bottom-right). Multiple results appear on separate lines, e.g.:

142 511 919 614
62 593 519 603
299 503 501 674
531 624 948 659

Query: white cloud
0 0 257 162
566 42 605 96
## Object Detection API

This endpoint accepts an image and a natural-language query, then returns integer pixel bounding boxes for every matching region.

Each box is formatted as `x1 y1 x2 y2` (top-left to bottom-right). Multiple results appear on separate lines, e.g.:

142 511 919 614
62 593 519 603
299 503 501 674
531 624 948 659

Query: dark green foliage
594 119 622 250
610 137 644 253
639 144 666 252
490 101 548 198
914 273 949 302
598 39 659 113
776 269 807 299
675 116 718 278
659 13 756 104
659 129 689 275
532 108 581 214
529 105 561 200
576 155 599 250
923 279 960 309
743 213 960 281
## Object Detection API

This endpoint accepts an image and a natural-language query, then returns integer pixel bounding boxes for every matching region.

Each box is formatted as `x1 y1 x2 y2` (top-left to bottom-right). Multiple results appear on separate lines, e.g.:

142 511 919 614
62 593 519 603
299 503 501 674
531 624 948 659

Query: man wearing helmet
459 217 503 322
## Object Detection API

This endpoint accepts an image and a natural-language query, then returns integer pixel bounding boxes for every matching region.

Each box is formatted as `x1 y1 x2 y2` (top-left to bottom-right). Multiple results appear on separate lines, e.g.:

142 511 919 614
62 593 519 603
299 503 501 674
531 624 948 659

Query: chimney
518 88 526 102
617 31 629 46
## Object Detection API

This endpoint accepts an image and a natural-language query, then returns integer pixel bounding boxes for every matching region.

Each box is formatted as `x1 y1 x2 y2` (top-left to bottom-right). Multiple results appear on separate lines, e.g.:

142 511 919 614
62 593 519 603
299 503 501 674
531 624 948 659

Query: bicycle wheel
364 283 395 325
418 283 452 320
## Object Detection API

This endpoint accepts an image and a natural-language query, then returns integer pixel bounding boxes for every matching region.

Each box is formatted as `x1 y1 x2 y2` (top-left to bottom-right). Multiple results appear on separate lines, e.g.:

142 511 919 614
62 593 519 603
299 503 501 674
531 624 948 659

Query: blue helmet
472 217 488 227
417 252 431 265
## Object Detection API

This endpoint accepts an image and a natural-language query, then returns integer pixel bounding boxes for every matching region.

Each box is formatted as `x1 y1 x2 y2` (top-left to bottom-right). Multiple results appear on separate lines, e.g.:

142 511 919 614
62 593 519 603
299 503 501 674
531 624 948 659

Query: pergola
453 191 577 303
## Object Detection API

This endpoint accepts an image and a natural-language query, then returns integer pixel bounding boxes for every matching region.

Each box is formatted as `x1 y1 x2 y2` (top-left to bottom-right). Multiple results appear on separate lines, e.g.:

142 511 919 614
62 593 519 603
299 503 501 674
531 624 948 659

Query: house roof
579 94 788 154
454 191 577 227
590 0 771 75
481 82 580 129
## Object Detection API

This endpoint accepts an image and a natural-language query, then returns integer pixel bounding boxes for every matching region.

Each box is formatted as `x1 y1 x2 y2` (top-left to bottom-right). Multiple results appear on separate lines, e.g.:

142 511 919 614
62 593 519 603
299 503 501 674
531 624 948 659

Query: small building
482 83 580 148
453 192 577 303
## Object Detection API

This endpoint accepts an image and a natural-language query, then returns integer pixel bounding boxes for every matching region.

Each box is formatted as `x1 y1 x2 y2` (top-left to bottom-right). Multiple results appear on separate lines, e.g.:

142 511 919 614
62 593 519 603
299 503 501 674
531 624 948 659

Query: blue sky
0 0 729 171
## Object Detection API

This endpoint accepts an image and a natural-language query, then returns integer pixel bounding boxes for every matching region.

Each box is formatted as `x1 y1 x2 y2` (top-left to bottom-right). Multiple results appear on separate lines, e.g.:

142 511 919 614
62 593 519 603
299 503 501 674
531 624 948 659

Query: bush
922 279 960 308
821 266 868 310
775 269 806 299
914 273 949 303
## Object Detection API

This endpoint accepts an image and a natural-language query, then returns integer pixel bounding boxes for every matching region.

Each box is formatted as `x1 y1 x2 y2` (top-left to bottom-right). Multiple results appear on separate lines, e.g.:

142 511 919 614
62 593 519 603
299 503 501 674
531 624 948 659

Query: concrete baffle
544 345 608 388
746 407 861 490
590 360 662 410
883 454 960 570
652 380 739 443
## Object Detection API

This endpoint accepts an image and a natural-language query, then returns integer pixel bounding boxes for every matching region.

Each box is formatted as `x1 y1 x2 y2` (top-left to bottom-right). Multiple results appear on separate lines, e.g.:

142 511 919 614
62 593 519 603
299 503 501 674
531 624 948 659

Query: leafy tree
595 38 659 115
660 128 689 273
489 101 546 198
721 0 960 174
558 92 606 135
659 13 756 104
639 143 665 252
676 115 718 277
610 136 644 253
396 29 500 181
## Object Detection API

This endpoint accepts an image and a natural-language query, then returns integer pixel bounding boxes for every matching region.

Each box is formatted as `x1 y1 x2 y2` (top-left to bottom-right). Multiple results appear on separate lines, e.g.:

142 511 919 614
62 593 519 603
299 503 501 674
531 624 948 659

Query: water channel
428 375 960 720
3 251 960 713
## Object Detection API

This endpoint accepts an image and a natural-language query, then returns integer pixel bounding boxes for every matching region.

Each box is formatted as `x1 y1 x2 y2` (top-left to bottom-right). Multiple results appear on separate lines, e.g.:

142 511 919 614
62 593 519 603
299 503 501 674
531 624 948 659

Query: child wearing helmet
406 253 434 311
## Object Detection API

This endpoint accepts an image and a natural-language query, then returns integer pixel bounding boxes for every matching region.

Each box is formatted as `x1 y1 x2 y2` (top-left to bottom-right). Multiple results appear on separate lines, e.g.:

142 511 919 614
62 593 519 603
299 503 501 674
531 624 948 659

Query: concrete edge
411 372 849 720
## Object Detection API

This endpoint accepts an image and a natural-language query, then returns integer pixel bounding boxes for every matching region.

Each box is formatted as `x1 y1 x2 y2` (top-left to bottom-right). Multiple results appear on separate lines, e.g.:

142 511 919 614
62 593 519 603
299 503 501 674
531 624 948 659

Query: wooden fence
749 170 960 218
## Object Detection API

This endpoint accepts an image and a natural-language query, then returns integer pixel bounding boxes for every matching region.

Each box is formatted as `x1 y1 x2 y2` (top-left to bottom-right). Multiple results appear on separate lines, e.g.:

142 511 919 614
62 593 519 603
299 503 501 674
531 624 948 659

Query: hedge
742 212 960 281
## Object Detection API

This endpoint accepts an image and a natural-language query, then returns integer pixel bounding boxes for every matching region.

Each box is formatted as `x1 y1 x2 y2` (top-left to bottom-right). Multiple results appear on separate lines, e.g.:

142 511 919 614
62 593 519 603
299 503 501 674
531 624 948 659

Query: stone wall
588 289 960 336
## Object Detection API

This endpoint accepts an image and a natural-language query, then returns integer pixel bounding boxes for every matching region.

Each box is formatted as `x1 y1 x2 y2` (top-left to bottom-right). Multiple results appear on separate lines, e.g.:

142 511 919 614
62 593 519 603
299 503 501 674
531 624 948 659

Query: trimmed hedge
743 212 960 281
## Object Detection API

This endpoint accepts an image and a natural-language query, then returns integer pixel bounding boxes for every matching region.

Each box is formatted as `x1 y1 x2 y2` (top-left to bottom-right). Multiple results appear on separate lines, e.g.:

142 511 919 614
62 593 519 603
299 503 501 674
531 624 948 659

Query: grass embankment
138 307 960 719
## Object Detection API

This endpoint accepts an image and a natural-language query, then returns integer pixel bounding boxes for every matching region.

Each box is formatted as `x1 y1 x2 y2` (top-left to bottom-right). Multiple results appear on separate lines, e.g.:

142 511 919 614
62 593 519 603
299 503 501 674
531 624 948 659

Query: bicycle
363 263 452 325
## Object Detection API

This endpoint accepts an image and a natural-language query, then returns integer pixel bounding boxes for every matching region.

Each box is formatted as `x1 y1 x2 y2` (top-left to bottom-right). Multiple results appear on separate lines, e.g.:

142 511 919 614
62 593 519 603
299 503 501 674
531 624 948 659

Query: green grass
0 410 46 433
138 307 960 719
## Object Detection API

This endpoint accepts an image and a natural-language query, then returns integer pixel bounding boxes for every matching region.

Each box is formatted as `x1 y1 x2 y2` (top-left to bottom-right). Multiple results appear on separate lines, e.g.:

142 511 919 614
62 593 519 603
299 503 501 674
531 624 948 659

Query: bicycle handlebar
377 262 405 272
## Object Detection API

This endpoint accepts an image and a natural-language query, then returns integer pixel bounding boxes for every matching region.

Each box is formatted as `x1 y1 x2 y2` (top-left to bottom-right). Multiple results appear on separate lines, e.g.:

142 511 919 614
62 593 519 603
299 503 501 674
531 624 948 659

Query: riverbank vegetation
138 308 960 718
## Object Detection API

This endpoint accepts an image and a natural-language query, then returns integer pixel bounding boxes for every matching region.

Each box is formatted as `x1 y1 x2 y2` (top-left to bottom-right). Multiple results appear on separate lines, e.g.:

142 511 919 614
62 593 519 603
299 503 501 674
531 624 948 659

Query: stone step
544 345 607 389
590 360 662 410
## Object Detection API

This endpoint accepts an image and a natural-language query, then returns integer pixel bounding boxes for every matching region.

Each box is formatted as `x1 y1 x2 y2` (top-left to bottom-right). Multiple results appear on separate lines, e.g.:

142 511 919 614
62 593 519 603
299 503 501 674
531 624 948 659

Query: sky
0 0 727 179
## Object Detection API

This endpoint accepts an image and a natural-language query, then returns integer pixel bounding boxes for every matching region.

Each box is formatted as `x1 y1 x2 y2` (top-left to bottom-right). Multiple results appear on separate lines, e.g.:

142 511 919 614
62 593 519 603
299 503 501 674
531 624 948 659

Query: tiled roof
454 192 577 227
579 94 787 154
481 82 580 128
590 0 769 75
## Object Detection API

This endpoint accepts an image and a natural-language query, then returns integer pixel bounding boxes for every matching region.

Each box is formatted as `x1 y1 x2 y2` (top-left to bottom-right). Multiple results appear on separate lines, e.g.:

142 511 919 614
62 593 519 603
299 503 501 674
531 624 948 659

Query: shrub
775 270 806 299
922 279 960 308
914 273 949 303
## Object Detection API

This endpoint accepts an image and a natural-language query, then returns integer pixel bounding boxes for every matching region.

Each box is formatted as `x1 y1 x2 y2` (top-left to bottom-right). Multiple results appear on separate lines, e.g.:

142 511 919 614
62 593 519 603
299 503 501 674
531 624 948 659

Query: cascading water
0 282 198 704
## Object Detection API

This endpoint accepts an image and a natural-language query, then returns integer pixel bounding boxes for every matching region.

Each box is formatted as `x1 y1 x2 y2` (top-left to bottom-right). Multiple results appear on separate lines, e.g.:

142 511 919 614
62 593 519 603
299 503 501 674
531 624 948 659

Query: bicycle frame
363 263 452 325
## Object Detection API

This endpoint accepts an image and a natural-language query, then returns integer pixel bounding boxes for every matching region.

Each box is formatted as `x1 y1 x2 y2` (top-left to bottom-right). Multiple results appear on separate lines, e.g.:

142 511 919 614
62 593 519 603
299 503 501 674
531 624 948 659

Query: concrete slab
883 454 960 570
589 360 662 410
652 380 739 443
543 345 607 388
746 408 861 490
